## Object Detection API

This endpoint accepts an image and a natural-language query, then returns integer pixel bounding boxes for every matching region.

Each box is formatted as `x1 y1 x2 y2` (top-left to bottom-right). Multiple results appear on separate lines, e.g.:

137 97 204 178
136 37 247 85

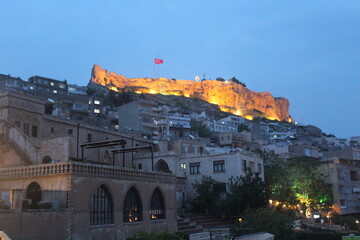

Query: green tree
222 170 268 216
237 123 250 132
287 157 333 211
190 120 211 138
216 77 225 82
255 149 299 206
231 208 296 240
229 77 246 87
191 176 220 214
86 87 96 96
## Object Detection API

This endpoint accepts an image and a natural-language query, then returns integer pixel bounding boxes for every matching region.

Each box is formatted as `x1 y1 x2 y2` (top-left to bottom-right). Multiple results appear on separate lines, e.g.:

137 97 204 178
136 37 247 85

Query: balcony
0 162 176 184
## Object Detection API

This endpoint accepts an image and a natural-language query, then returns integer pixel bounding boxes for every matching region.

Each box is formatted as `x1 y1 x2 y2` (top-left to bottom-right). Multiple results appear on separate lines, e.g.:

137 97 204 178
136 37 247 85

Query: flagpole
154 60 156 79
157 53 160 78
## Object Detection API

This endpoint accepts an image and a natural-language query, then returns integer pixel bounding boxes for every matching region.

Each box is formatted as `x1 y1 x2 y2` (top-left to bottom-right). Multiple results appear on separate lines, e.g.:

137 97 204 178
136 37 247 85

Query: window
350 171 358 181
53 90 57 94
25 182 41 209
213 160 225 172
123 187 143 222
150 188 165 220
241 160 247 172
23 123 29 136
94 100 100 105
14 121 20 128
190 162 200 174
68 129 73 135
31 125 38 137
90 185 114 225
180 163 186 170
138 163 142 169
194 145 199 153
257 163 262 174
50 127 54 134
59 84 65 89
94 109 100 114
183 144 189 153
87 133 92 142
50 82 54 86
42 155 52 164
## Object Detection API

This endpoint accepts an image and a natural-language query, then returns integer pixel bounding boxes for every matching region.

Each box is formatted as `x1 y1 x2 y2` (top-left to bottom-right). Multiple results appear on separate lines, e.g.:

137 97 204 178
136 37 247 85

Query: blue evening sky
1 1 359 138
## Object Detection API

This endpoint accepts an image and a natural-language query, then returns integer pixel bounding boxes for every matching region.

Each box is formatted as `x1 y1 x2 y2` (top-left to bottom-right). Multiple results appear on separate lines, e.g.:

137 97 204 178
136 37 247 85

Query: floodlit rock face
91 64 292 122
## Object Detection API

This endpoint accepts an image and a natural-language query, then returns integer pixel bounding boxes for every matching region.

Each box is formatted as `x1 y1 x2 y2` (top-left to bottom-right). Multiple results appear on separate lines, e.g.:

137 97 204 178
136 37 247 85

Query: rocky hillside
90 64 292 122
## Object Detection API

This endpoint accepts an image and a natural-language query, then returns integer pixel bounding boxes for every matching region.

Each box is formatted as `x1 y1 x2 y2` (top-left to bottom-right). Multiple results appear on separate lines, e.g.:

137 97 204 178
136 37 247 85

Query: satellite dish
195 76 200 81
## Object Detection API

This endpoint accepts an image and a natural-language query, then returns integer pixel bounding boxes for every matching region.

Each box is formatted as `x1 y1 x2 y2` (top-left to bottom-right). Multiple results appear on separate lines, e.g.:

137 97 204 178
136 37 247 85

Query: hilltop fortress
91 64 292 122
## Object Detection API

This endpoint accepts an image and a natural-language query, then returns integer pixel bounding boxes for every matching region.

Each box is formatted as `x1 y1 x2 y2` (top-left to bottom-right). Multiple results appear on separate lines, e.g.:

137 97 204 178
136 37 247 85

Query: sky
1 1 359 139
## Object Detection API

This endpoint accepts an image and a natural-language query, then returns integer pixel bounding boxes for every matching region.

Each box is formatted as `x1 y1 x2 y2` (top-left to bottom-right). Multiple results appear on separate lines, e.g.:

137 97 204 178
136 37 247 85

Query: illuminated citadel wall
91 64 292 122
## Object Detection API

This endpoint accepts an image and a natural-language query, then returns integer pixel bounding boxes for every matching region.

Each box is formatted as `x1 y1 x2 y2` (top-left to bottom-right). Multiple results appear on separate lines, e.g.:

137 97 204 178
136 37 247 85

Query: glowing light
135 91 142 94
269 199 273 205
244 115 254 120
357 220 359 224
184 94 190 98
149 90 157 94
238 218 243 223
109 86 118 92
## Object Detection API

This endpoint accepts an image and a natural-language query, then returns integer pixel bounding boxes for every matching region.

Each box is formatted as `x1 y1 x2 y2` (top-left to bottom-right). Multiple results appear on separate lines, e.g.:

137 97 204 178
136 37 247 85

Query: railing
0 231 12 240
0 162 176 183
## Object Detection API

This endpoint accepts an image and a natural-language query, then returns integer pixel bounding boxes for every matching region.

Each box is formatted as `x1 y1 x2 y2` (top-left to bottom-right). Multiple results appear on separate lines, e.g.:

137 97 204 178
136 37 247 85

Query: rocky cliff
90 64 292 122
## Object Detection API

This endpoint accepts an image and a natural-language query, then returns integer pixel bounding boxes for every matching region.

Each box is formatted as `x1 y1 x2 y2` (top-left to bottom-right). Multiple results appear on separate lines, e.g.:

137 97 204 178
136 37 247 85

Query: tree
231 208 296 240
229 77 246 87
255 150 334 212
191 176 220 214
237 123 250 132
86 87 96 96
190 120 211 138
222 170 268 216
254 149 299 205
216 77 225 82
287 157 333 211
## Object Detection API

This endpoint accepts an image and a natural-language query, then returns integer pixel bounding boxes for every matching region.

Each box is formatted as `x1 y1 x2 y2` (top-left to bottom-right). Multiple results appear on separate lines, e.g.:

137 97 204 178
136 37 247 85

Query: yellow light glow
238 218 243 223
244 115 254 120
234 110 242 116
266 117 278 121
269 199 273 204
135 91 142 94
109 86 119 92
149 90 157 94
184 94 190 98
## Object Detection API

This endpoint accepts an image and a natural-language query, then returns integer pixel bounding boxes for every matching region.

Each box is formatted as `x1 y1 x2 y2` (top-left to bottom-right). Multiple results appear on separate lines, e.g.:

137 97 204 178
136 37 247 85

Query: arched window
150 188 165 220
90 185 114 225
155 159 170 172
42 155 52 164
26 182 41 208
123 187 142 222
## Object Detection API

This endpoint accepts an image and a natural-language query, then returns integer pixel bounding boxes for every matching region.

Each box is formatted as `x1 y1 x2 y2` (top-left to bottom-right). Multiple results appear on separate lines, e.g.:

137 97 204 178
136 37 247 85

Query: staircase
177 215 233 236
187 215 232 230
177 217 203 235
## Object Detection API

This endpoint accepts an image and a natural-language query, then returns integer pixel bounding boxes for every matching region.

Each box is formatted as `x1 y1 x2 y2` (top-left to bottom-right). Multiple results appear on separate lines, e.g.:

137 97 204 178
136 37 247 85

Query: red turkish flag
154 59 164 64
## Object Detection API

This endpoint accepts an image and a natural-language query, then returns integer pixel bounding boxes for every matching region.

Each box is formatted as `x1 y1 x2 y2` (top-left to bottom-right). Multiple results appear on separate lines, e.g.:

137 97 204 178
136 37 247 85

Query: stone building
117 99 169 140
319 157 360 215
0 90 177 240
